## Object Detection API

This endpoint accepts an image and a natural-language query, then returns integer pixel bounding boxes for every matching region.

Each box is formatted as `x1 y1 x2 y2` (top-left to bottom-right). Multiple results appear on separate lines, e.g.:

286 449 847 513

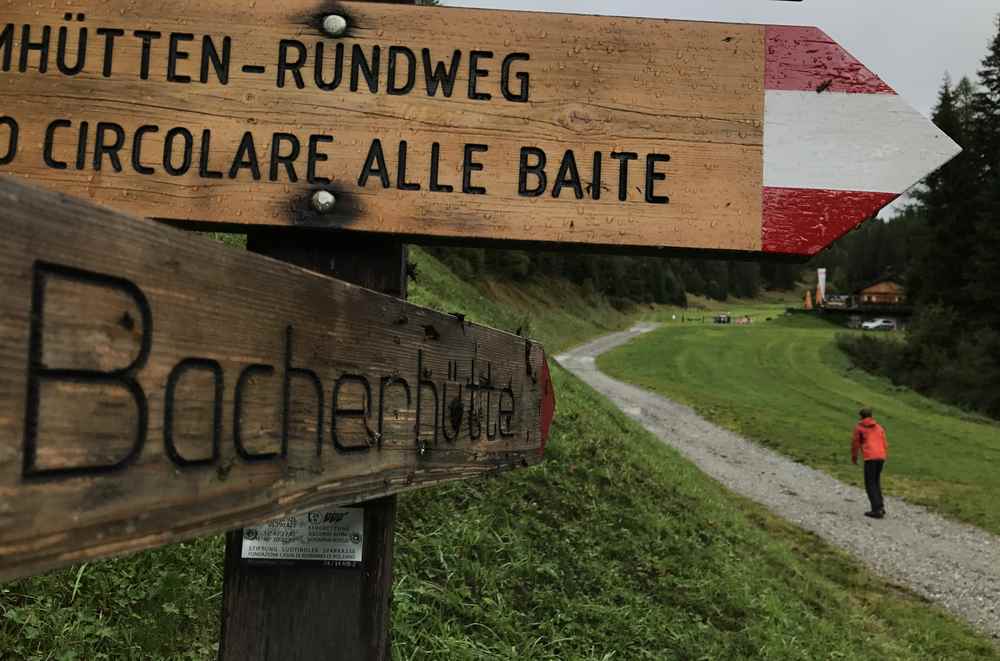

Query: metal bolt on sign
310 190 337 213
321 14 348 37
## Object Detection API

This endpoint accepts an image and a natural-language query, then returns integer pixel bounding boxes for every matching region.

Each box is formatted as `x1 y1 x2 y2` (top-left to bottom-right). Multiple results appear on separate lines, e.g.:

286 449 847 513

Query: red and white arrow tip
762 26 961 256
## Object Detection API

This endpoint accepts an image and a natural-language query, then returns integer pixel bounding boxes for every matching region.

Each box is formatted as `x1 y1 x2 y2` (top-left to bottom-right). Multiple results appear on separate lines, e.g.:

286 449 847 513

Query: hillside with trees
422 245 802 310
832 17 1000 418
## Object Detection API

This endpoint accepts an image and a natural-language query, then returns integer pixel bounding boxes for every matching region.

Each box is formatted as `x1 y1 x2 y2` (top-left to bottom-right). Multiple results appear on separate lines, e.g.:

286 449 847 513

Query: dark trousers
863 459 885 513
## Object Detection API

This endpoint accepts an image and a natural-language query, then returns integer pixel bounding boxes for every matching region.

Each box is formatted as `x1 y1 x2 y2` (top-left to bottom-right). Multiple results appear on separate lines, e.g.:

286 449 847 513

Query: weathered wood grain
219 499 398 661
220 96 412 658
0 175 552 582
0 0 764 253
217 228 405 660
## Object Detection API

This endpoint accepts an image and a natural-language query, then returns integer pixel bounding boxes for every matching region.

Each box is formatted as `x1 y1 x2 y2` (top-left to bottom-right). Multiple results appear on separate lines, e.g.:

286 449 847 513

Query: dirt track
556 324 1000 639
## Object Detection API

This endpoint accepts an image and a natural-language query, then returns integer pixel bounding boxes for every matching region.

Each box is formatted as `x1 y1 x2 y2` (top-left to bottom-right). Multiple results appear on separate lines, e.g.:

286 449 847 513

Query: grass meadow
601 305 1000 536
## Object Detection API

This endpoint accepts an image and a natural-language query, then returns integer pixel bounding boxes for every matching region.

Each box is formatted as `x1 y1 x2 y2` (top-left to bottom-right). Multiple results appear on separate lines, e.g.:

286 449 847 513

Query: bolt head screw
321 14 348 37
311 190 337 214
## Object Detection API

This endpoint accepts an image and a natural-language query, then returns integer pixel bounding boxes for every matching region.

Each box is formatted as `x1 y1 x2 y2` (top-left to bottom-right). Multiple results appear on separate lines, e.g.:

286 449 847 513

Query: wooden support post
217 226 407 661
213 3 414 657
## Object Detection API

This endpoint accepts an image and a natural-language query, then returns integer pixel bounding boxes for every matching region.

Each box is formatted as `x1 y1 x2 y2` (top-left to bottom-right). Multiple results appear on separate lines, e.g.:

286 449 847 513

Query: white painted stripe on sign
764 90 961 193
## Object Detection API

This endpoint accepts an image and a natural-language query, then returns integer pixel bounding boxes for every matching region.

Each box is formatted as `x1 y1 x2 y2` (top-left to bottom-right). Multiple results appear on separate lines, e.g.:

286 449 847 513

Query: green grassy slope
407 247 632 352
1 254 996 660
392 365 997 660
599 309 1000 535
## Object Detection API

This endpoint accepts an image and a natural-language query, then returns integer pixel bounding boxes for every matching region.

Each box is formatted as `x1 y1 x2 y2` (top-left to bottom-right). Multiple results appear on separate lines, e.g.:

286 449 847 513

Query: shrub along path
559 324 1000 639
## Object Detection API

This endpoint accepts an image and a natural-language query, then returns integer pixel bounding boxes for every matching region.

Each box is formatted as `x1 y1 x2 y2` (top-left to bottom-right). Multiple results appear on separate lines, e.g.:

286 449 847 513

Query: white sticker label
241 508 364 566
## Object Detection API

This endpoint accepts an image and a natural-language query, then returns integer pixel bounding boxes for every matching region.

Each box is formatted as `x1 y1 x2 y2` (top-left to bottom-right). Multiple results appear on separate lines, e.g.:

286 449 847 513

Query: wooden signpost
0 2 958 257
0 175 554 582
0 1 962 658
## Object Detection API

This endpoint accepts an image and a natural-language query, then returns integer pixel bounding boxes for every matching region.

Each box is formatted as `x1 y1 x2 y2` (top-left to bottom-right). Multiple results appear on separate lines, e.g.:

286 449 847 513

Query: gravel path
556 324 1000 639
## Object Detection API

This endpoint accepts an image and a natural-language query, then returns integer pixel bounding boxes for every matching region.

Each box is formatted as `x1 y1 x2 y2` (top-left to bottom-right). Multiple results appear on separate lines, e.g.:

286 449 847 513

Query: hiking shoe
864 510 885 519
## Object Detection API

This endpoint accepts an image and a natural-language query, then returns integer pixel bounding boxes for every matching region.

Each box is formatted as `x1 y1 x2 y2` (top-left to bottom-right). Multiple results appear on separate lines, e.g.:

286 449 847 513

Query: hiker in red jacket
852 407 888 519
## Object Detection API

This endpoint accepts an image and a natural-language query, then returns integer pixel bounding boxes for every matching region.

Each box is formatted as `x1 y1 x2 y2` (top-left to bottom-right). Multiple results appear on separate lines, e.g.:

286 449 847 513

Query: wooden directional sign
0 3 959 256
0 176 555 581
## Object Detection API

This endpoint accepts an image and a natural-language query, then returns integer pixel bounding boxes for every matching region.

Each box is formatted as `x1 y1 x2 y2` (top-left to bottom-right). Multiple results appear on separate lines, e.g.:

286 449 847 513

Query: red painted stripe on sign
538 357 555 456
762 187 897 256
765 26 896 94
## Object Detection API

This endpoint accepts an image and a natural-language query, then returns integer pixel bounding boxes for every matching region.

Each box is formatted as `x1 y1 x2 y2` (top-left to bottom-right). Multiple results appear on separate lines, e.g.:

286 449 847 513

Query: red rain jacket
852 417 888 462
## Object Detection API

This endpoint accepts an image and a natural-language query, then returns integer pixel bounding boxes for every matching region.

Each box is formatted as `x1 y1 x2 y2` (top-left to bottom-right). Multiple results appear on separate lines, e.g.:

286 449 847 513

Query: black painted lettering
358 138 390 188
19 25 51 74
131 125 158 175
611 151 638 202
167 32 194 83
485 389 498 440
93 122 125 172
74 121 88 170
518 147 546 197
468 50 493 101
415 350 438 447
163 127 193 176
331 375 373 453
164 359 223 467
133 30 161 80
645 153 670 204
43 119 71 170
228 131 261 180
200 35 231 84
440 380 464 443
96 27 123 77
467 385 482 440
498 385 515 437
56 25 87 76
422 48 460 97
591 152 602 200
387 46 416 95
429 142 453 193
462 144 488 195
0 23 13 71
379 376 411 445
198 129 223 179
22 261 151 479
314 41 344 91
350 44 380 93
396 141 420 191
500 53 530 102
306 134 332 185
234 364 280 461
552 150 584 199
277 39 306 89
269 133 300 182
283 326 324 457
0 116 18 166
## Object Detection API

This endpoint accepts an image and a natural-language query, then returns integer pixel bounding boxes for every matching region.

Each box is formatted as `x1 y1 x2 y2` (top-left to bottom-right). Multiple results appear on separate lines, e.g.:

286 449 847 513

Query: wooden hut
855 278 905 306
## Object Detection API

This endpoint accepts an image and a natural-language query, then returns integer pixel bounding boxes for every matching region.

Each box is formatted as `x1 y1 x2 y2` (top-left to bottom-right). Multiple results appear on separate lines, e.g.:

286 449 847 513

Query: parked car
714 313 731 324
861 318 896 331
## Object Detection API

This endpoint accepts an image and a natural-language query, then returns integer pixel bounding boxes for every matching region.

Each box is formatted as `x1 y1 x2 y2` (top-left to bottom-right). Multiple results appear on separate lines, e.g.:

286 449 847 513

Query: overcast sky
446 0 999 117
445 0 997 216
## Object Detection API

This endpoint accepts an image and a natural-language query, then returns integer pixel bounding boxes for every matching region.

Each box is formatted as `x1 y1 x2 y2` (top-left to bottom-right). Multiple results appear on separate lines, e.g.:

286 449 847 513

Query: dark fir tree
968 16 1000 331
836 16 1000 418
906 75 980 313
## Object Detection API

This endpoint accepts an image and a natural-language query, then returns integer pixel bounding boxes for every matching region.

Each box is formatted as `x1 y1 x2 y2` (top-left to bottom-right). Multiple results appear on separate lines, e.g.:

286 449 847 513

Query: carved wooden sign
0 3 958 256
0 176 554 581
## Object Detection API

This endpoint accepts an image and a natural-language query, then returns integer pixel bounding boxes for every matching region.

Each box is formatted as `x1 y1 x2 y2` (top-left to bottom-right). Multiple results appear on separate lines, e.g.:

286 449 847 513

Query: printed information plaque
241 508 364 568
